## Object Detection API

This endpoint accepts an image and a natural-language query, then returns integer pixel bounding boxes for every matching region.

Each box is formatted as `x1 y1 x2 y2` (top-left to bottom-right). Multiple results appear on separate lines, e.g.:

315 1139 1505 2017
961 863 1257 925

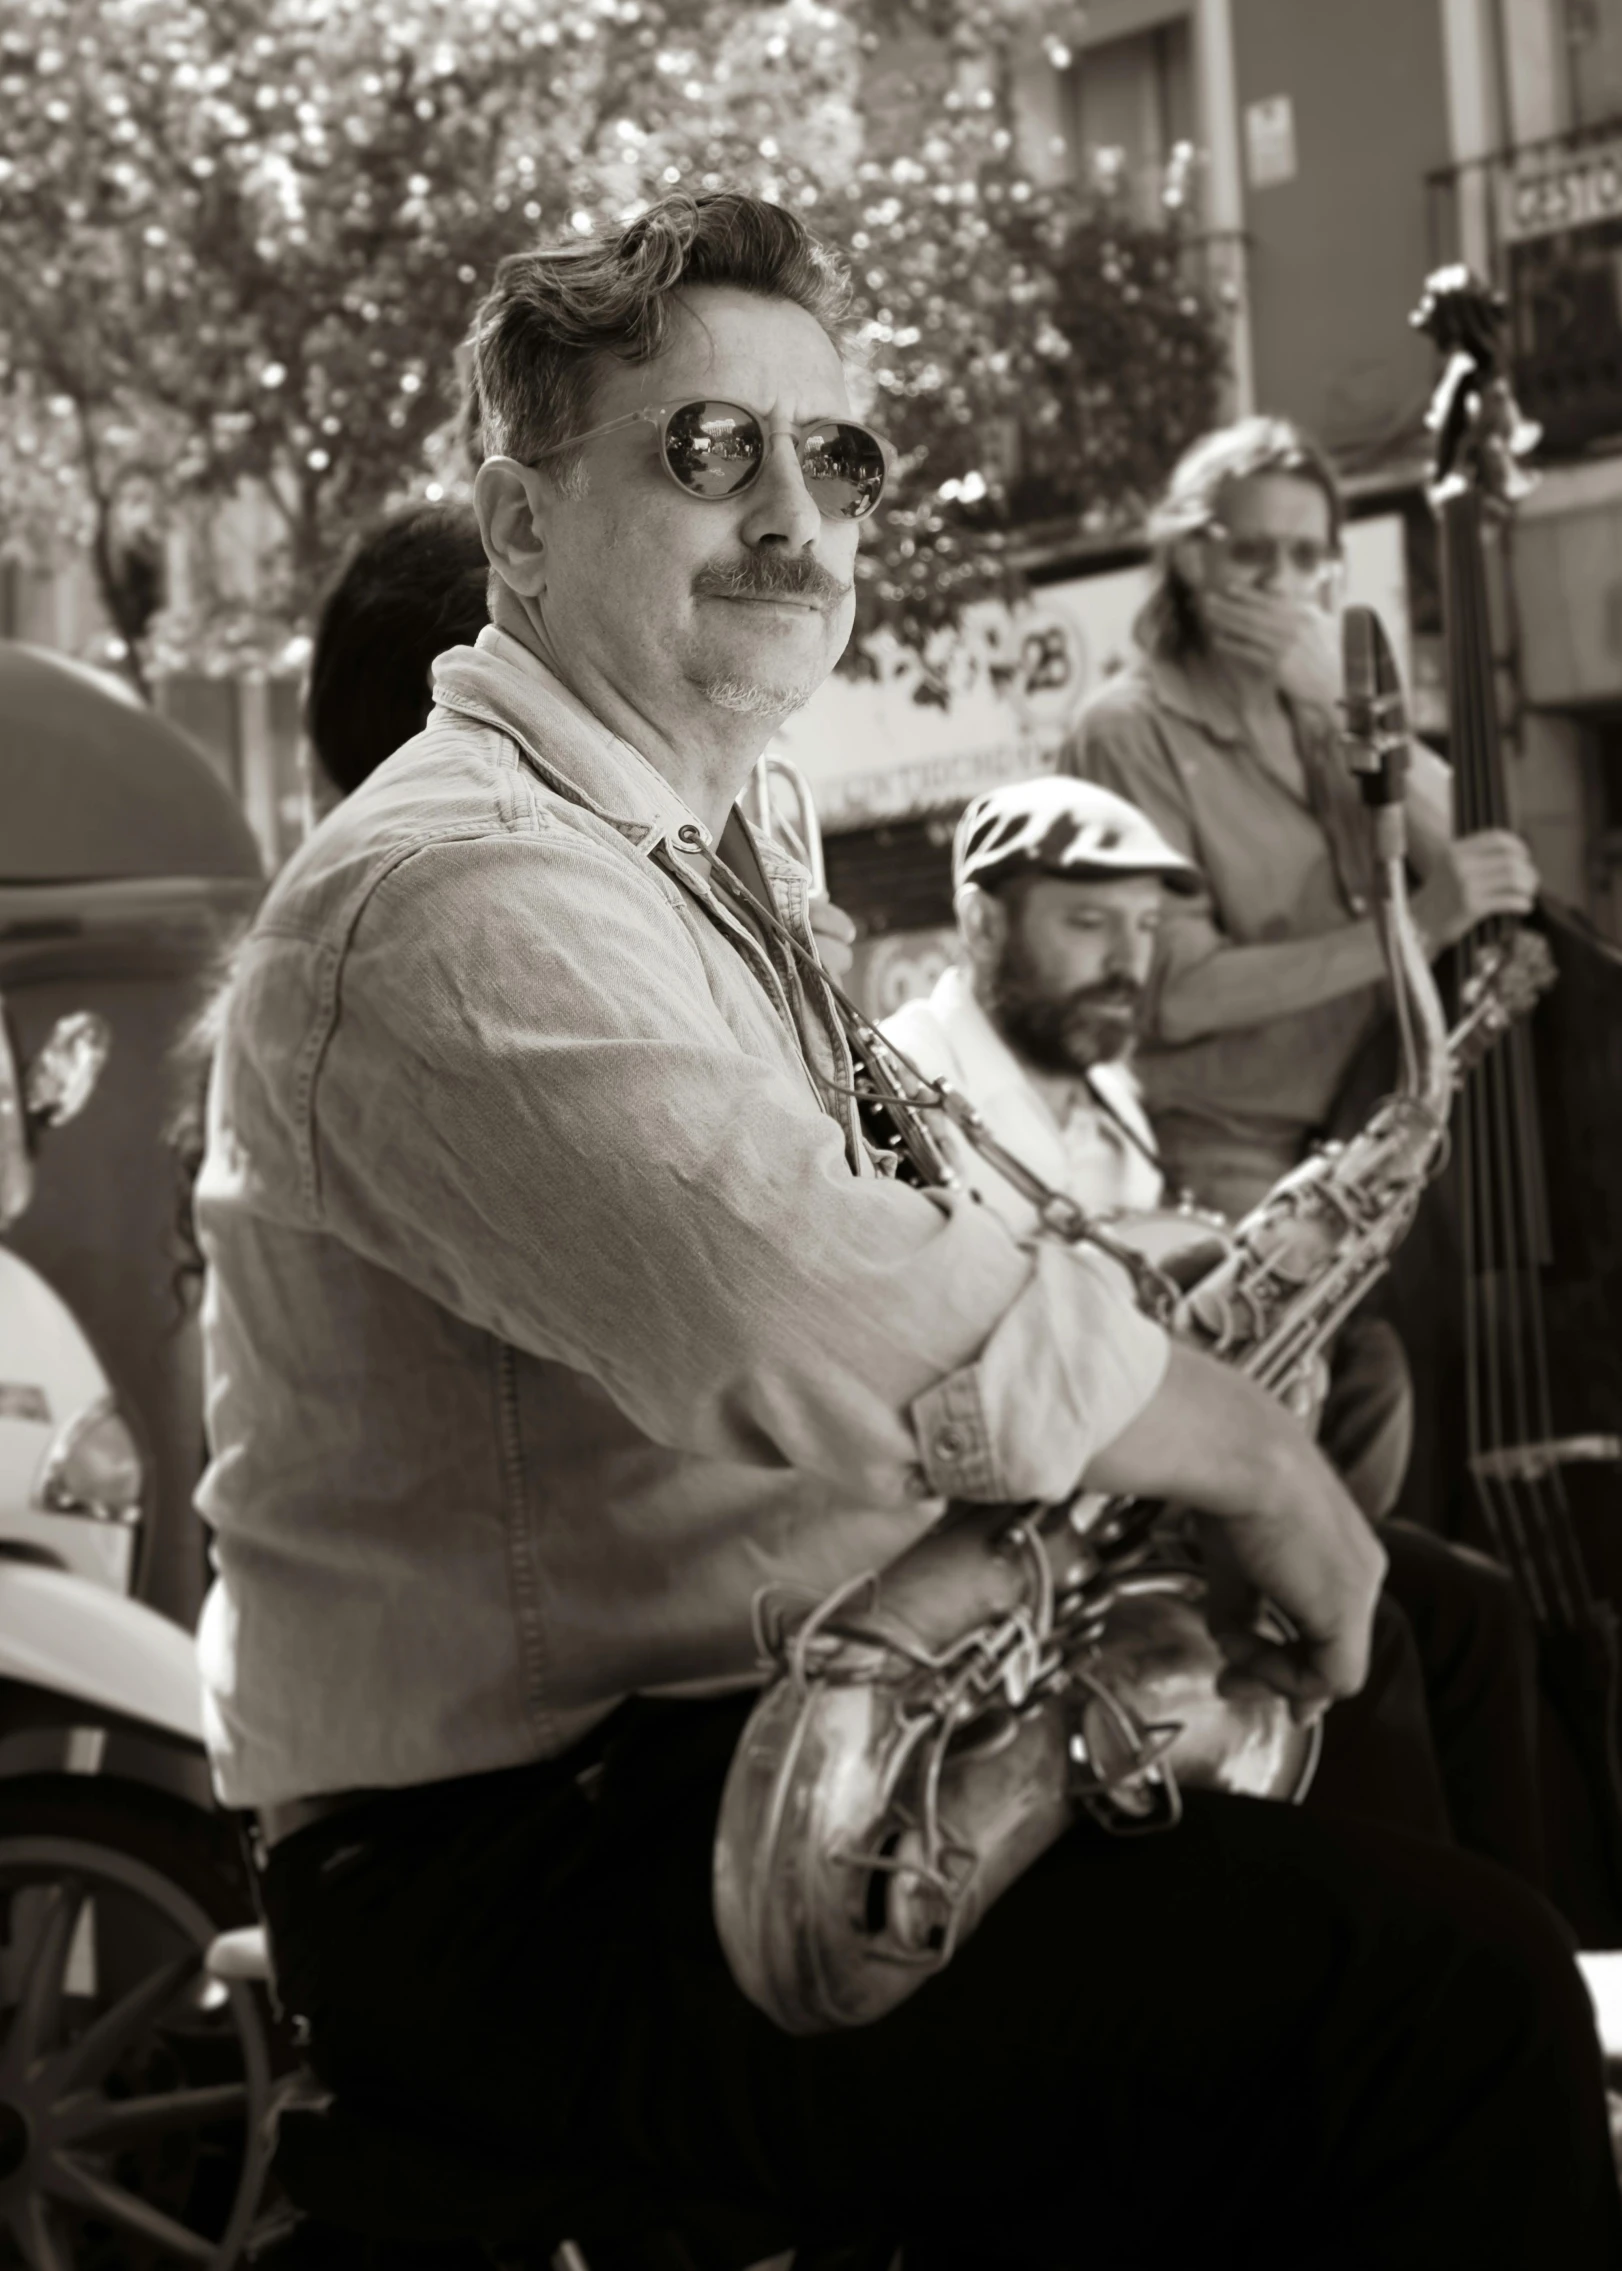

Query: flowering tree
831 130 1226 667
0 0 1225 692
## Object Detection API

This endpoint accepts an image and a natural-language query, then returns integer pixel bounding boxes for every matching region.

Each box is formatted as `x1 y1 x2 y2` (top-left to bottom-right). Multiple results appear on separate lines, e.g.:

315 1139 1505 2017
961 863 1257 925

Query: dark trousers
1320 1313 1412 1525
1310 1521 1547 1885
260 1694 1621 2270
1316 1315 1548 1889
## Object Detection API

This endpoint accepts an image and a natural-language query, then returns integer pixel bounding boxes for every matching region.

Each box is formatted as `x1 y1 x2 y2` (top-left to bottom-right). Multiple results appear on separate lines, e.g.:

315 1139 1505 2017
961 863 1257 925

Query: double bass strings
1448 493 1588 1626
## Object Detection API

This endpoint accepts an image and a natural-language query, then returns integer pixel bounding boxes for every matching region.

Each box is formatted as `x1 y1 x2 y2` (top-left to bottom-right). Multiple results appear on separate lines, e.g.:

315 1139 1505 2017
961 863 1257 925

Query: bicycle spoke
46 1949 199 2096
43 2148 217 2264
0 1880 86 2083
55 2077 251 2144
5 2191 74 2271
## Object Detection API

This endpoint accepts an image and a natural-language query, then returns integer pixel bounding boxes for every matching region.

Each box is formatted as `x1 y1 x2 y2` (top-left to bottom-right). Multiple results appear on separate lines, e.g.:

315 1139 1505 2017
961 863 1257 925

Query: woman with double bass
1053 348 1622 1943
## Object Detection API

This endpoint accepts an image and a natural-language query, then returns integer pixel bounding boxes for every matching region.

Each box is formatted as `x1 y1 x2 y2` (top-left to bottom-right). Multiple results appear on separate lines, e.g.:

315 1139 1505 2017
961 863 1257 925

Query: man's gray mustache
695 562 852 611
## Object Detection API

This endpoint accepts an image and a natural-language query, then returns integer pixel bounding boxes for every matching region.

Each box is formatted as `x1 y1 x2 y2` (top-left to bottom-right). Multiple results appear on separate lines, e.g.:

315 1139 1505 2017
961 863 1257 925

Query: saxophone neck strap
701 857 1180 1318
1080 1069 1165 1181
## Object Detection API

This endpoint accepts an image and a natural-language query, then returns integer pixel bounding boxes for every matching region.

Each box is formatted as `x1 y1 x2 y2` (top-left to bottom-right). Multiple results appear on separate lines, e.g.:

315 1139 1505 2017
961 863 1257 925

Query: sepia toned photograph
3 0 1622 2263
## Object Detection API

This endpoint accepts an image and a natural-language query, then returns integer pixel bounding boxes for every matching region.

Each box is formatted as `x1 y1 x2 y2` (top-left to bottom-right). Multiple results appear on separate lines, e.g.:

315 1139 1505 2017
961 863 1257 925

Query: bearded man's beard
988 933 1142 1076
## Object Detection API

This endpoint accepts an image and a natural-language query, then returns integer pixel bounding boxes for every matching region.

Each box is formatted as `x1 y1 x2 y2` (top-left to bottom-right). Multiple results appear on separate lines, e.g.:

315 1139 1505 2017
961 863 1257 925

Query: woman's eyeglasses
1201 524 1341 579
529 398 890 521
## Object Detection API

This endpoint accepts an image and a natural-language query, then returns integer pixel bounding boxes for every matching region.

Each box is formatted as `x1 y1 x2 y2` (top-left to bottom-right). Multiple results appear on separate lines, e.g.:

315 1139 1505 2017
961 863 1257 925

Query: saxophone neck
1376 846 1453 1130
1341 604 1451 1134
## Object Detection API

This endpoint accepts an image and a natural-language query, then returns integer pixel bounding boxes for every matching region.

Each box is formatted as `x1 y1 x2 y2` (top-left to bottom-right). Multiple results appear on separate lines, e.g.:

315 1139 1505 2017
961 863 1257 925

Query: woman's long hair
1132 416 1344 663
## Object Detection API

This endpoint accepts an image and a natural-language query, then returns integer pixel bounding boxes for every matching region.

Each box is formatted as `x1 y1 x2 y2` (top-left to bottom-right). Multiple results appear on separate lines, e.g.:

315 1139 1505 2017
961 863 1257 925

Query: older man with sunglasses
193 197 1616 2268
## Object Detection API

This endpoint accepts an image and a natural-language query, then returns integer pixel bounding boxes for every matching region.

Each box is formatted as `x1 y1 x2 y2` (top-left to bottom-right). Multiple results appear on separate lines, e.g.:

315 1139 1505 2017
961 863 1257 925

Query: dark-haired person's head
304 501 490 804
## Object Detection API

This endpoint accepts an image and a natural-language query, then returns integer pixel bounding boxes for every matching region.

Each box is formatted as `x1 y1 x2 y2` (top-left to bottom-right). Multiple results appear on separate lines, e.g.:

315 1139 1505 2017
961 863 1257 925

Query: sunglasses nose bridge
741 426 826 539
1245 536 1327 584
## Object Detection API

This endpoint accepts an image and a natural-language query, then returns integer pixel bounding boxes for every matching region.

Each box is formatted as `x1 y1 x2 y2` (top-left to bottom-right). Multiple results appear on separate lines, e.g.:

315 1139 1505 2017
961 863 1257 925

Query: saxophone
714 614 1554 2037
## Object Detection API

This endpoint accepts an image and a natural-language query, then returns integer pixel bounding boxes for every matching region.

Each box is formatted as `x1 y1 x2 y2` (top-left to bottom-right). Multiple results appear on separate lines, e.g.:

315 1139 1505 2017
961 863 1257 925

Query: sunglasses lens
798 422 887 519
663 402 765 498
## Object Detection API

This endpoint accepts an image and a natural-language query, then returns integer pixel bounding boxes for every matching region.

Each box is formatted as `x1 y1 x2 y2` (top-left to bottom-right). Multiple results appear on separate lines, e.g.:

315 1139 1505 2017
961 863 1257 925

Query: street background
6 0 1622 1637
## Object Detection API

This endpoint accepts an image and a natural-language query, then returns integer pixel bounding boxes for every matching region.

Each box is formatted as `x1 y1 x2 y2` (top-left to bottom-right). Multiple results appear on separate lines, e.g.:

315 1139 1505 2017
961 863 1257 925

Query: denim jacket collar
430 624 852 1156
430 626 813 933
429 626 707 856
1141 645 1372 910
1140 649 1243 745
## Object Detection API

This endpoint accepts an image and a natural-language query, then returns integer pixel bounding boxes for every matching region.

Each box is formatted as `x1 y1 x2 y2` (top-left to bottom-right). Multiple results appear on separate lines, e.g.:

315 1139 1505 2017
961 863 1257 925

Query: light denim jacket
195 628 1168 1807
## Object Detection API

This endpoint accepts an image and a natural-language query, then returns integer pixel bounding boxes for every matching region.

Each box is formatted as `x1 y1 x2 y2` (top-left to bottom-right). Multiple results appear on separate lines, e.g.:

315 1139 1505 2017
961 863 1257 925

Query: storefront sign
1245 95 1297 191
777 516 1410 832
1503 139 1622 244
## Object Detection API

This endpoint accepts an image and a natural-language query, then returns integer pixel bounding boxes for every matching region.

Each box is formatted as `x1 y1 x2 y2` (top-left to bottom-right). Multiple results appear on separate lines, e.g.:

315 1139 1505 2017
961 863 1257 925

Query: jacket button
1349 891 1368 914
932 1425 966 1463
676 822 704 848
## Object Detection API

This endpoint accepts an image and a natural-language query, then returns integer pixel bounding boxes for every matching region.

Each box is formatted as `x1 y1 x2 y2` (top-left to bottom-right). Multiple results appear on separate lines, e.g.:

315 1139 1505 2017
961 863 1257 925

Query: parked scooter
0 994 277 2270
1 1004 139 1606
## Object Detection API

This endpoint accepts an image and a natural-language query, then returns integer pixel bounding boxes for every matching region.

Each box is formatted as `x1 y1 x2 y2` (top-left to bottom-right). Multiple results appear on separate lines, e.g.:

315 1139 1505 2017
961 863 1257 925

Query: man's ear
955 881 1007 971
473 456 551 598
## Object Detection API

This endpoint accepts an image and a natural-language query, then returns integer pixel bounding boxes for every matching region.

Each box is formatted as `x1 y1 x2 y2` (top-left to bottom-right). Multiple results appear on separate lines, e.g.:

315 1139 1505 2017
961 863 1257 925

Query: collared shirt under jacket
1063 649 1386 1149
194 627 1168 1809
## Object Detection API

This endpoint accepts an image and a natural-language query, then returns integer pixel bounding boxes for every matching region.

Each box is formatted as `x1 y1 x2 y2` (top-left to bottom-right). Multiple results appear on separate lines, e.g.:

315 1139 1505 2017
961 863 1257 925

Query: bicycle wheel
0 1773 274 2270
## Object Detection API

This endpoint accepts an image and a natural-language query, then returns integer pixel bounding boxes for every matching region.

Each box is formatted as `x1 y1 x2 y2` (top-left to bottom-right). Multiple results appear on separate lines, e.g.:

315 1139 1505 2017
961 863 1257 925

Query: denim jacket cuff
910 1368 1001 1500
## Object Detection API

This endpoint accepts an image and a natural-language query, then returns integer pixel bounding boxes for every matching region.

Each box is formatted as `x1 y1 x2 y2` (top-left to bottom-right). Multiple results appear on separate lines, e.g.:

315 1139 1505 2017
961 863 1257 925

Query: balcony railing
1429 118 1622 454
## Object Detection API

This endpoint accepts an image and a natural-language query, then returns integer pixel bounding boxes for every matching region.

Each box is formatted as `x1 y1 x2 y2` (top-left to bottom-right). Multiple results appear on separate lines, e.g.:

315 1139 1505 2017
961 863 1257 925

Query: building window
1560 0 1622 133
1061 18 1194 223
1506 221 1622 452
824 813 959 939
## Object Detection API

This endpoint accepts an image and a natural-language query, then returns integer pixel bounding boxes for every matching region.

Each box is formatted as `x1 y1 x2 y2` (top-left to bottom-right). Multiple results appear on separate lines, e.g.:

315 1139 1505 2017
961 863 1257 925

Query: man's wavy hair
464 191 855 487
1133 416 1344 663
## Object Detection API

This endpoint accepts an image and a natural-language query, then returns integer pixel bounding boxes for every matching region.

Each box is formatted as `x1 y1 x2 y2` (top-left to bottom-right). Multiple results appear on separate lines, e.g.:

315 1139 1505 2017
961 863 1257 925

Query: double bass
1375 269 1622 1941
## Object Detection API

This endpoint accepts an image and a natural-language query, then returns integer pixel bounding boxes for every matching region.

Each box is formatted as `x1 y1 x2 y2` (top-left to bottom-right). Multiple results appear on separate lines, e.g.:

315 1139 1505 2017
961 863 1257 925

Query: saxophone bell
712 632 1534 2037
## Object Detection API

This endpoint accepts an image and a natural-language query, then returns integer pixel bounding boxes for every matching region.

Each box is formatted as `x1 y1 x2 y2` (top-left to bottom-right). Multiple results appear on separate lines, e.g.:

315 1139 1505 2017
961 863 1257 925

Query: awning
0 641 263 883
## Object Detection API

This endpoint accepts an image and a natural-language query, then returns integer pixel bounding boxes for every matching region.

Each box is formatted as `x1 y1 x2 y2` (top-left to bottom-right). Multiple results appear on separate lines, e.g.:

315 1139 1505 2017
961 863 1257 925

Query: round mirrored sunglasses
530 398 889 520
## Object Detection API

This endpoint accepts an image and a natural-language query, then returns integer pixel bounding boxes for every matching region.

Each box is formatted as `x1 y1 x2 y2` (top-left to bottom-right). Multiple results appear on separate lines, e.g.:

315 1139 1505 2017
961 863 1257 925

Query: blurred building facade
802 0 1622 1011
1434 0 1622 942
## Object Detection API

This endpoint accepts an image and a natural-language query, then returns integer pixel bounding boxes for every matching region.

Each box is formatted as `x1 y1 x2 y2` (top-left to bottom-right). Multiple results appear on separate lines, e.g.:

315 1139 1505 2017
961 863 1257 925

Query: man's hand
808 893 857 981
1199 586 1341 706
1411 830 1539 952
1084 1342 1386 1717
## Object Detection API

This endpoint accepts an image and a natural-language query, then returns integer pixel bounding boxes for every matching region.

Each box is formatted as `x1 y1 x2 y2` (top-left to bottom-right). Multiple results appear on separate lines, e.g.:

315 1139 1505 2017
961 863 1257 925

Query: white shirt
881 965 1166 1237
